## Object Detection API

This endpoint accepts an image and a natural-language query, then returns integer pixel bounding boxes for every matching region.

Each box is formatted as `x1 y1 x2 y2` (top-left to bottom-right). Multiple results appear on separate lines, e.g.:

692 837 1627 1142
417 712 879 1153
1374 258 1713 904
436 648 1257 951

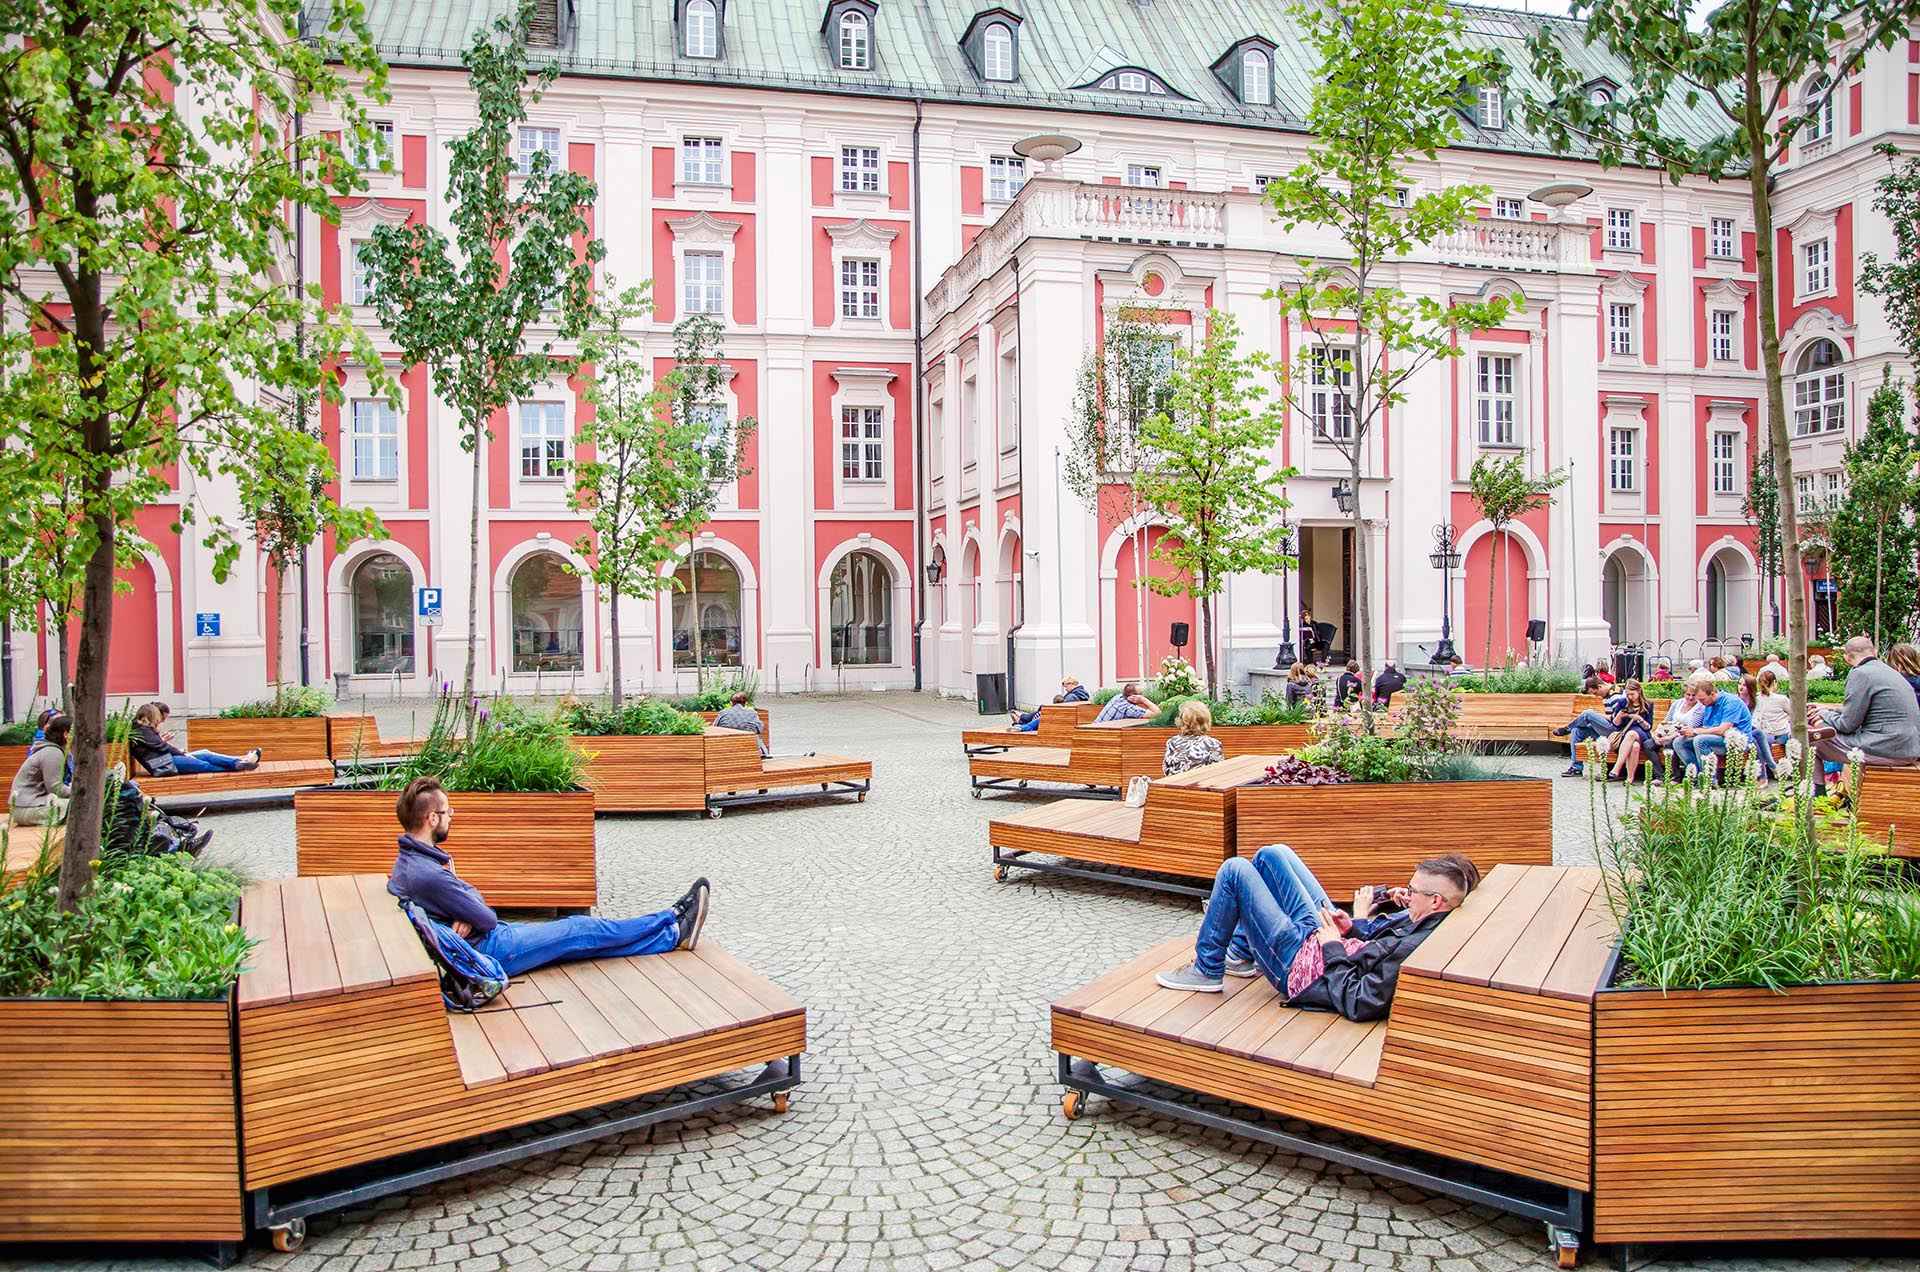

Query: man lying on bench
1155 844 1479 1020
386 777 710 976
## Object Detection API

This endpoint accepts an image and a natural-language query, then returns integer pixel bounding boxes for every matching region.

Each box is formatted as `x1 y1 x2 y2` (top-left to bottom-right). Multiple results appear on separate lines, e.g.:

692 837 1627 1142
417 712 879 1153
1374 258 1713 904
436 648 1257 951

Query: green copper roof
322 0 1716 160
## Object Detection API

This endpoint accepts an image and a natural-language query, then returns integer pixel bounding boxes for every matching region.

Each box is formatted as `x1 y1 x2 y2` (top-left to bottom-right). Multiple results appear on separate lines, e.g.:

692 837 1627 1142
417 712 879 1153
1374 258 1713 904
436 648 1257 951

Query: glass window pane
351 552 415 674
510 552 583 672
671 550 743 668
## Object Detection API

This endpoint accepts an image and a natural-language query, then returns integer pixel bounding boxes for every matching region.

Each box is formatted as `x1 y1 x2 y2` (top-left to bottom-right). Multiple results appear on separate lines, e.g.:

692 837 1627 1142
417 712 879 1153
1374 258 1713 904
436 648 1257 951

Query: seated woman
10 713 72 826
129 702 260 777
1743 671 1787 784
1162 701 1224 776
1888 643 1920 706
1281 662 1318 710
1601 679 1655 782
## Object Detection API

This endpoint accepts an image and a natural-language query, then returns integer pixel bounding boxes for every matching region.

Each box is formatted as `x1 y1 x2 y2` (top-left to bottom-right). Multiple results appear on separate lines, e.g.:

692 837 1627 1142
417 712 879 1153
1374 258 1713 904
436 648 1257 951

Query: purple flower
478 708 489 723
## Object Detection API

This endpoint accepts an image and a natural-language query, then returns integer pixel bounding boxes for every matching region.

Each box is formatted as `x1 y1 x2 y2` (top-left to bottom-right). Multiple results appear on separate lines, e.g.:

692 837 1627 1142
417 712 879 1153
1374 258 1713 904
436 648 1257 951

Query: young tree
662 314 755 688
1264 0 1518 697
0 468 97 712
1464 454 1567 680
0 1 387 909
1828 372 1920 649
1861 144 1920 370
1526 0 1917 767
1127 310 1295 698
1744 443 1784 637
359 1 604 697
1066 301 1174 680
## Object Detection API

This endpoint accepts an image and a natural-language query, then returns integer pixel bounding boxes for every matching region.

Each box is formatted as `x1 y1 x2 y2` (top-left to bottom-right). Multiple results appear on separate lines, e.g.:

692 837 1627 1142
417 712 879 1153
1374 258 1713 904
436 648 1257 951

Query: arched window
671 550 742 668
1803 75 1833 142
983 22 1013 81
1792 339 1846 436
839 11 870 69
351 552 415 674
685 0 718 57
830 550 893 665
1588 84 1613 105
510 551 583 673
1242 49 1270 105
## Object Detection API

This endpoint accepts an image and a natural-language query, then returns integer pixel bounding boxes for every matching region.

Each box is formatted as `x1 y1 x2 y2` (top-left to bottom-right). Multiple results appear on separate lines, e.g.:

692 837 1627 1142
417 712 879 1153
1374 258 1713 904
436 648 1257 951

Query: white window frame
1242 49 1271 105
986 155 1025 202
359 120 395 172
1309 346 1356 443
1605 207 1636 252
1709 216 1736 260
1475 352 1518 448
517 401 569 481
1708 309 1736 363
1795 473 1816 513
1607 302 1636 358
1803 76 1834 144
839 258 881 320
830 366 896 509
983 22 1013 81
1608 426 1638 494
839 145 881 193
350 399 399 482
516 126 561 177
1825 470 1844 508
681 135 725 185
1801 238 1832 298
997 340 1019 454
1792 343 1847 437
1710 430 1739 497
683 251 725 316
839 10 870 70
349 240 372 307
685 0 718 57
1494 196 1524 220
1118 71 1148 93
1254 174 1275 194
1125 164 1162 188
1476 84 1505 130
840 405 886 481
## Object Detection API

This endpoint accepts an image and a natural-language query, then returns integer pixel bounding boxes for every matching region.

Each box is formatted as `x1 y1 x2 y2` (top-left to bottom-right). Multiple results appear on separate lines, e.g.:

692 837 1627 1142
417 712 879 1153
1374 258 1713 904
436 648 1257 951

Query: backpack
401 901 509 1011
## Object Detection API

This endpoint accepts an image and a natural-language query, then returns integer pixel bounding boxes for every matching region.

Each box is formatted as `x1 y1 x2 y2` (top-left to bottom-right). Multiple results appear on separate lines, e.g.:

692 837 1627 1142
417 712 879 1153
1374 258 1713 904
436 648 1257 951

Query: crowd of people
7 703 216 854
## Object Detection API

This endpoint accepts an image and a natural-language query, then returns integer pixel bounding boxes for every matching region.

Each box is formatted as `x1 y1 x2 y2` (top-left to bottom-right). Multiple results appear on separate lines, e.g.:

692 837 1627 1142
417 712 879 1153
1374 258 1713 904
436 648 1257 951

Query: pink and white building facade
31 0 1919 710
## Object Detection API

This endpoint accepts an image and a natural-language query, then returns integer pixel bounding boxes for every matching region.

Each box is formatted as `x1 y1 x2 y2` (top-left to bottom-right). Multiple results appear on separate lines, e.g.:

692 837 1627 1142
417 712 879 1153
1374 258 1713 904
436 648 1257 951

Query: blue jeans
1672 732 1728 775
1196 843 1326 985
1752 731 1778 778
1567 710 1616 763
167 750 244 775
1013 714 1041 732
472 910 679 977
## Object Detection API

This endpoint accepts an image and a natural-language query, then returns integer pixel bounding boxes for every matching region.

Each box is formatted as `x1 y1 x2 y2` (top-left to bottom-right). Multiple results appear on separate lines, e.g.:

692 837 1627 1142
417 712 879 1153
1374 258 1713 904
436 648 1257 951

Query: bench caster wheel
994 865 1010 883
1061 1091 1085 1120
857 792 866 802
1548 1226 1579 1268
708 807 723 819
772 1091 790 1114
1017 780 1029 788
970 788 982 799
270 1219 307 1253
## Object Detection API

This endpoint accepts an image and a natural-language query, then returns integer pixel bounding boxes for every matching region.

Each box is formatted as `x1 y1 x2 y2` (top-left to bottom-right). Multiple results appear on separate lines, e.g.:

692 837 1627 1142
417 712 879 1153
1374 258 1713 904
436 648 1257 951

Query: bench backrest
1856 765 1920 858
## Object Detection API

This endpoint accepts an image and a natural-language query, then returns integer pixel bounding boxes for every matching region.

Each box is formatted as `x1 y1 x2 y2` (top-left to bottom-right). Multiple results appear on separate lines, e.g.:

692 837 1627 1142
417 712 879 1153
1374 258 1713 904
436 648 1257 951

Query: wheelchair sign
418 587 443 627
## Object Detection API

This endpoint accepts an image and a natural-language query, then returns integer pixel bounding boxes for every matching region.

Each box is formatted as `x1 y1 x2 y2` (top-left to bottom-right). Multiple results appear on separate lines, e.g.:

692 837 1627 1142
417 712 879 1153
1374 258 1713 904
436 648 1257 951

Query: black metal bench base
993 847 1209 899
248 1056 801 1241
706 778 870 813
1055 1054 1586 1243
970 775 1118 800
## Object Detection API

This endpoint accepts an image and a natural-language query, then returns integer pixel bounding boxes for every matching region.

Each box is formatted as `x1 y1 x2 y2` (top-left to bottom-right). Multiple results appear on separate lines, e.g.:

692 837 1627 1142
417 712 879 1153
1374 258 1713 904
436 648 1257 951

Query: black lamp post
1429 522 1462 665
924 548 945 586
1331 478 1355 515
1274 515 1298 667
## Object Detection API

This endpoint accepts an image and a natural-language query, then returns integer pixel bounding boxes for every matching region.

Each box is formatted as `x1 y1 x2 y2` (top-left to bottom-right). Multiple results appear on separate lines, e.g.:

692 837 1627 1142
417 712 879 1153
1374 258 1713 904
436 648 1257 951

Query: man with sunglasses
386 777 710 976
1156 843 1479 1021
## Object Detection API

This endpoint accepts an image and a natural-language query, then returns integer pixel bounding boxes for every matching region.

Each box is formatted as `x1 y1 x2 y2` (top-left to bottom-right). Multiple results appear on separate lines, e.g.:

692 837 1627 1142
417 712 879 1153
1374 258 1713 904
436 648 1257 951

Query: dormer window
1242 49 1270 105
983 22 1013 80
685 0 718 57
1476 84 1504 129
839 10 870 69
1588 84 1613 105
1094 67 1172 95
1803 74 1833 143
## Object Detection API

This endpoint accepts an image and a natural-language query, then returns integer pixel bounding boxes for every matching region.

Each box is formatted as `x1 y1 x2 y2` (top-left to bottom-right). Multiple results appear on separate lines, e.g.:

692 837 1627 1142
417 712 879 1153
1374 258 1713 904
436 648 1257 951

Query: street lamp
1274 514 1298 667
1428 522 1462 665
924 552 945 586
1331 479 1355 515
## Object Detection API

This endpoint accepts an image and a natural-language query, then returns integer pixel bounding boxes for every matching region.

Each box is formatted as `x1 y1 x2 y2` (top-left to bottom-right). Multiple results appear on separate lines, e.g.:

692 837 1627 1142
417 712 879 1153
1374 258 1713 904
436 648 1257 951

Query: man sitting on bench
1093 682 1159 723
387 777 710 976
1155 844 1478 1021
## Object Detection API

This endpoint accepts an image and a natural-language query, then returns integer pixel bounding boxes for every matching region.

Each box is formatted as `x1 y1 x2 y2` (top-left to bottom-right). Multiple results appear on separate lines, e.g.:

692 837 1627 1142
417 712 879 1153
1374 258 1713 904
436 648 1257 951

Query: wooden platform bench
188 716 332 763
704 736 873 817
1854 764 1920 858
1452 693 1603 745
1052 863 1616 1268
131 757 339 810
235 874 806 1253
1107 724 1311 783
326 713 428 760
961 703 1101 755
967 719 1148 799
989 754 1278 897
582 727 871 816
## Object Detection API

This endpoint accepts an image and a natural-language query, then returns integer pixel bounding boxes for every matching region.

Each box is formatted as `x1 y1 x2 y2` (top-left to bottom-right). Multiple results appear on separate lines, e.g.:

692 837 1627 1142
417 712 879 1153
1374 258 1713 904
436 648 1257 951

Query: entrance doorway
1295 525 1354 663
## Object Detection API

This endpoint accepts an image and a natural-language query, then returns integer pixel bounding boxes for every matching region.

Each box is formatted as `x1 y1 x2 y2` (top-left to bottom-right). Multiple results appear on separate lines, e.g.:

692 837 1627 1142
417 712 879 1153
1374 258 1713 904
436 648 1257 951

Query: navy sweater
386 835 499 934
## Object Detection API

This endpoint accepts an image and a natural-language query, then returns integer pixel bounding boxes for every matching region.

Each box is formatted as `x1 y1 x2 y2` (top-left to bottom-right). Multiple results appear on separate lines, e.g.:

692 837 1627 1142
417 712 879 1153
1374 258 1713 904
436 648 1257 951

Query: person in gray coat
10 715 72 826
1810 636 1920 786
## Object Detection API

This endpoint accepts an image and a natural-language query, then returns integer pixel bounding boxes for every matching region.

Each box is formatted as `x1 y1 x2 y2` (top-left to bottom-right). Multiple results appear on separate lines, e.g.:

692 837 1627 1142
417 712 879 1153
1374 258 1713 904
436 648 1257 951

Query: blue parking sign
418 587 443 627
195 612 220 638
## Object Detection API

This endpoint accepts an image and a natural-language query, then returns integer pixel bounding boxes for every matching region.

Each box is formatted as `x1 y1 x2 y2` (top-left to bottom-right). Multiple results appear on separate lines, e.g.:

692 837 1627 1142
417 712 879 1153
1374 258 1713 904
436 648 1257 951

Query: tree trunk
1745 100 1813 802
1198 571 1216 698
54 615 72 713
57 513 117 912
1484 523 1499 686
1874 520 1884 651
609 589 623 708
1351 448 1371 699
463 422 485 697
1135 522 1148 680
688 543 703 691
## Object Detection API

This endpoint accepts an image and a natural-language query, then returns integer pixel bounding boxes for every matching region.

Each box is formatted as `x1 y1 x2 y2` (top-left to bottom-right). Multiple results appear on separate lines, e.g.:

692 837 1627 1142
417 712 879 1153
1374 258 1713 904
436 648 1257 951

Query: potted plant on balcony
192 683 334 762
1589 765 1920 1252
0 834 254 1246
1233 677 1553 895
296 692 594 910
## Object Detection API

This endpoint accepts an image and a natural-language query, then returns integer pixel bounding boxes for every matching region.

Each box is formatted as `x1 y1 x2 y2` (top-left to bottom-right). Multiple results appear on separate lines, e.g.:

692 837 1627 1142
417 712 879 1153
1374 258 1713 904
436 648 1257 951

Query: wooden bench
961 703 1101 754
1108 724 1312 782
133 757 339 805
1453 693 1603 744
580 727 867 816
989 754 1277 895
706 747 873 815
967 719 1148 798
1854 764 1920 858
236 874 805 1250
1052 863 1614 1266
188 716 332 762
325 713 428 760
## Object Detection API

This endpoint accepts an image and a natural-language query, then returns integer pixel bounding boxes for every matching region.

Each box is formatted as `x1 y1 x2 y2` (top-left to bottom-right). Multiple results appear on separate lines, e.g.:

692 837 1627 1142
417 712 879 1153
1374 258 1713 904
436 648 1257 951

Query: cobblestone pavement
9 694 1917 1272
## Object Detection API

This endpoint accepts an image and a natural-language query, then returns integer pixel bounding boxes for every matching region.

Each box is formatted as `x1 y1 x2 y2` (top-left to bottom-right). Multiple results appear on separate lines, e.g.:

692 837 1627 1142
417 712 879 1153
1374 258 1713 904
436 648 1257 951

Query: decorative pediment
1783 204 1839 242
340 198 415 228
666 210 742 246
830 365 898 386
1599 270 1652 300
1705 398 1750 424
1784 304 1858 348
1701 277 1752 307
824 218 899 249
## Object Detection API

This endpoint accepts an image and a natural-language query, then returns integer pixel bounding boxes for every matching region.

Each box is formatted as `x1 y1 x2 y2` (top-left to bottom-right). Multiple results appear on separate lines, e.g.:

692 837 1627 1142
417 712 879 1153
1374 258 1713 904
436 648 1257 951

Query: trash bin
1612 648 1645 683
976 672 1008 716
333 671 352 699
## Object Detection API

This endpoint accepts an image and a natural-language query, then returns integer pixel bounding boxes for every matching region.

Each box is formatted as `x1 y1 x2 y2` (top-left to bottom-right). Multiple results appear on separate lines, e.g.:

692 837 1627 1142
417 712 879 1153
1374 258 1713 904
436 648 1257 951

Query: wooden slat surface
295 788 597 910
186 716 332 763
133 758 335 798
711 753 873 795
576 733 709 812
1451 694 1603 742
1855 765 1920 858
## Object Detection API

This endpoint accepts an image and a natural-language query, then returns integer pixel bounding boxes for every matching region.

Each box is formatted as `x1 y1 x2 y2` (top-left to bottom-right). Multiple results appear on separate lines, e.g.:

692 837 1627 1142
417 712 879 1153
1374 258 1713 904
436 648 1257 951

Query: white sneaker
1155 963 1224 993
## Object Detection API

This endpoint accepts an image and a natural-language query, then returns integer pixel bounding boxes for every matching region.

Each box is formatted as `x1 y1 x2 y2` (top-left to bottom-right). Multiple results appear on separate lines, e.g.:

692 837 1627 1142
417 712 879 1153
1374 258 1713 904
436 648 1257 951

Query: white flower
1847 747 1866 766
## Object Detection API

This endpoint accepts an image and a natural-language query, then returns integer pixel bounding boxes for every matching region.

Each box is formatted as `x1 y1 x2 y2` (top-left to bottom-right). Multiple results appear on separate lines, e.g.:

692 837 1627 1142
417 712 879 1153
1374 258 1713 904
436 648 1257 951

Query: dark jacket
1289 908 1449 1022
1332 671 1361 708
1062 684 1090 703
1371 666 1406 705
386 835 499 935
129 723 186 774
1821 656 1920 759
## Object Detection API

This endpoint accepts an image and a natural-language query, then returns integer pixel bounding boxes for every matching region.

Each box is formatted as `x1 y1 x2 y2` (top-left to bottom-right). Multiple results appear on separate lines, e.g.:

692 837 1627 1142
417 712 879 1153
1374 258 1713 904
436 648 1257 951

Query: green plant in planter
1090 688 1120 706
561 699 705 737
372 690 584 793
0 849 254 999
1148 692 1311 728
217 683 333 719
0 718 36 745
1456 665 1583 694
673 670 759 714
